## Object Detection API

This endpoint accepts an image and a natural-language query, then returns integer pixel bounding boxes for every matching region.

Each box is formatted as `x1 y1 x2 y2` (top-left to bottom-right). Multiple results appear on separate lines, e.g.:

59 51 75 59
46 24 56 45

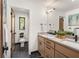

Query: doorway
11 7 30 58
11 8 15 57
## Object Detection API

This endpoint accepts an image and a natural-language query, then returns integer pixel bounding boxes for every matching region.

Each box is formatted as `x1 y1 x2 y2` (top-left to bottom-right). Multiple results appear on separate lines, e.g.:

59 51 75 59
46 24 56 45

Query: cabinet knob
40 42 42 45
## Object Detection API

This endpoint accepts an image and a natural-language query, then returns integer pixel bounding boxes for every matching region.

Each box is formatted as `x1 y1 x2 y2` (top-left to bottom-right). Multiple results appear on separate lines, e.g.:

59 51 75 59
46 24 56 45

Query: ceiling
11 0 79 12
28 0 79 12
43 0 79 12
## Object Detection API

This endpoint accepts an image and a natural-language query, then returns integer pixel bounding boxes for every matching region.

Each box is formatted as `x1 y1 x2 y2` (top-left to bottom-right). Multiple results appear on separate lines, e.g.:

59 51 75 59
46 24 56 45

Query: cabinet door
45 44 54 58
38 36 45 57
55 51 66 58
44 39 55 58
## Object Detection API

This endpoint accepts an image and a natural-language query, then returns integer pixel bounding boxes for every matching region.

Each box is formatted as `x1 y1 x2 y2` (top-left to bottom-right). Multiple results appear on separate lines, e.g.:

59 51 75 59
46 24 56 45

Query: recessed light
72 0 75 2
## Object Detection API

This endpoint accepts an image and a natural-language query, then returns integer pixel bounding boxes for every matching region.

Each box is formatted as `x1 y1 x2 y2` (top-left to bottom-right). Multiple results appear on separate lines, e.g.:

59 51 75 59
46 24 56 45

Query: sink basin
39 34 56 39
47 34 56 38
65 38 79 43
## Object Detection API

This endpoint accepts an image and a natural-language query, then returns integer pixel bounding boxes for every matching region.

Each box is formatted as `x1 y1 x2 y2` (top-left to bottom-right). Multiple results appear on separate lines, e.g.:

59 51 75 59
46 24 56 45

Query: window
19 17 25 30
68 14 79 26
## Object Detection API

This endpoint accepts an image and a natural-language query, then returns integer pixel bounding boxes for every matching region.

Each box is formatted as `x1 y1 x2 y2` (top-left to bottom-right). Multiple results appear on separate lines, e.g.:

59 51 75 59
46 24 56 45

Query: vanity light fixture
49 8 55 12
46 8 55 14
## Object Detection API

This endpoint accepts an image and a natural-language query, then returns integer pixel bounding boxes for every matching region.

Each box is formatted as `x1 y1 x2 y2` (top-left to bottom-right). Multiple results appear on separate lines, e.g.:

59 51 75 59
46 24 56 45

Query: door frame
0 0 3 58
11 8 15 57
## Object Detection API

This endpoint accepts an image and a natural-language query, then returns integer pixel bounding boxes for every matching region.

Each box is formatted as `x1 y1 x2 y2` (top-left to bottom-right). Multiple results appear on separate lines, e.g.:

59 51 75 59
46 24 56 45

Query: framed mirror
19 17 25 30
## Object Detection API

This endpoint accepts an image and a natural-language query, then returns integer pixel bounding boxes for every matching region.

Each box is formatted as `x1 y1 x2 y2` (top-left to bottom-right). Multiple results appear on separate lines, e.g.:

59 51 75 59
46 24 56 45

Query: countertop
38 33 79 52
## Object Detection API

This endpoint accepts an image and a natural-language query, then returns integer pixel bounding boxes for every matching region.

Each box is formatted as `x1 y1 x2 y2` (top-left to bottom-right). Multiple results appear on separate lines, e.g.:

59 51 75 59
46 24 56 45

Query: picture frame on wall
19 17 25 30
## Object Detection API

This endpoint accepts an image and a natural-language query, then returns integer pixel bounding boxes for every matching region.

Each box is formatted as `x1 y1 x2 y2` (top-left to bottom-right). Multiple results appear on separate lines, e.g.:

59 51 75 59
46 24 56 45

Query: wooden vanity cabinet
38 35 79 58
38 36 54 58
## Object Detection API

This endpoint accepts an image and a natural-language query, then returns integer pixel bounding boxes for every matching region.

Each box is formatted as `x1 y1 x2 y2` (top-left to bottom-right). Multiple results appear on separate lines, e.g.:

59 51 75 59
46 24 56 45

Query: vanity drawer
55 51 66 58
38 36 45 43
55 43 79 58
45 45 54 58
45 39 54 48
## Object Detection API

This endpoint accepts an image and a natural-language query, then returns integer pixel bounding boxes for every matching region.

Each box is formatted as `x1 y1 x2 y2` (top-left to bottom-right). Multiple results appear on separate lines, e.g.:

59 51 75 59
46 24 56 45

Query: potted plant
65 31 74 35
65 31 74 38
56 31 66 39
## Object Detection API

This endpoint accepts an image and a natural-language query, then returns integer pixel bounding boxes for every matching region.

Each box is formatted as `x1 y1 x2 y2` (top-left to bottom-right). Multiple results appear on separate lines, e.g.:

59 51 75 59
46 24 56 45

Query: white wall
15 11 29 43
64 8 79 33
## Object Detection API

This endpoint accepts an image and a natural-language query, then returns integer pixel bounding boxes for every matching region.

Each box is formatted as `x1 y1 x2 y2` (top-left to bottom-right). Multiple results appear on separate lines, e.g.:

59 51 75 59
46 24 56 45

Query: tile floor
12 42 42 58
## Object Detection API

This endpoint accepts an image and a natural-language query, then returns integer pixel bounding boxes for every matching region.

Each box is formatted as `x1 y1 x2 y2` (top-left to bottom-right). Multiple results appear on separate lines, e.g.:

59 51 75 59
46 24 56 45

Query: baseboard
31 50 39 54
15 42 20 45
30 50 42 57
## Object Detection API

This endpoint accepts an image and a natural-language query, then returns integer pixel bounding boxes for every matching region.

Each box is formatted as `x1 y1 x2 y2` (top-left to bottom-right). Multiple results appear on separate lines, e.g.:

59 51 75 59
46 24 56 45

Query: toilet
19 33 25 47
19 38 25 47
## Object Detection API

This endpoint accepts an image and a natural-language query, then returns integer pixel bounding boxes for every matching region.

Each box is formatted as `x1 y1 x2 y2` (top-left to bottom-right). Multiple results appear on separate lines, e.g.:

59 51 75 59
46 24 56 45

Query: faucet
74 35 78 42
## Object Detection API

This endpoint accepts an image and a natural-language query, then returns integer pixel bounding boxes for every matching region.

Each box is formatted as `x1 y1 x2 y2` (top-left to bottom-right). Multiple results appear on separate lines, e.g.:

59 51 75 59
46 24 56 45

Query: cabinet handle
46 41 51 44
46 46 50 50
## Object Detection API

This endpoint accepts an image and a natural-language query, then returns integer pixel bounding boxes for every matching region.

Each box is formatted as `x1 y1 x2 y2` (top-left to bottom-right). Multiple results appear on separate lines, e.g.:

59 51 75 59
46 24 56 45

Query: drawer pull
46 46 50 50
46 41 51 44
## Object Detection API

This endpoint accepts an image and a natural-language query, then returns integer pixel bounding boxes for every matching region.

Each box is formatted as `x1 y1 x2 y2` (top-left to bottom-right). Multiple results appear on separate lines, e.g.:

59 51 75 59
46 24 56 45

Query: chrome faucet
75 35 78 42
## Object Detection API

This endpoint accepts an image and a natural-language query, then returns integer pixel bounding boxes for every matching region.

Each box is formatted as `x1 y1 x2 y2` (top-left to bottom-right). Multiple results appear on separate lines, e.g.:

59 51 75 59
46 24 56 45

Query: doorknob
3 42 8 53
2 46 8 54
3 46 8 51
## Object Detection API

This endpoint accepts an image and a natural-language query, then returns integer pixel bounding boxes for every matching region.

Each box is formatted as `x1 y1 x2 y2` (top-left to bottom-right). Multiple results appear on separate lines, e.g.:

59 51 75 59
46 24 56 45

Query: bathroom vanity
38 33 79 58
